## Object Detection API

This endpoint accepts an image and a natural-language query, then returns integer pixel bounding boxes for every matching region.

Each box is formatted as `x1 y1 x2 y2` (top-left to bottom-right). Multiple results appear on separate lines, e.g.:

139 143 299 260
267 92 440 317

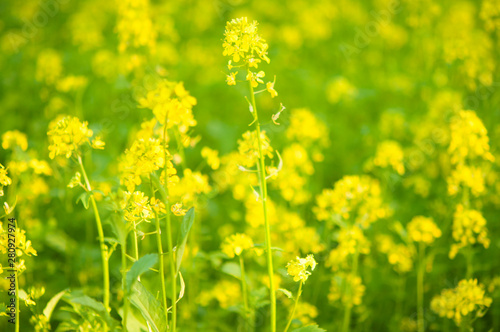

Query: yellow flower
237 130 274 167
266 77 278 98
431 279 492 326
29 159 52 176
119 138 168 192
449 204 489 259
223 17 270 66
35 49 62 86
47 115 97 159
328 273 365 306
91 136 106 150
447 164 485 197
0 164 12 197
171 203 187 216
314 175 388 228
246 71 265 88
122 191 155 223
221 233 254 258
226 72 237 86
286 254 317 283
407 216 441 244
138 80 197 130
372 140 405 175
2 130 28 151
449 110 494 164
201 147 220 170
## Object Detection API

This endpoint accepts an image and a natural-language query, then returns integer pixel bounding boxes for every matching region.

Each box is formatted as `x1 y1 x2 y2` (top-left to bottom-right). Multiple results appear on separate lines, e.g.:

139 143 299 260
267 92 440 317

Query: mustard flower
2 130 28 151
447 164 486 197
201 147 220 170
221 233 254 258
286 255 317 283
431 279 492 326
138 80 197 132
372 140 405 175
407 216 441 244
222 17 270 66
119 138 169 192
314 175 388 228
449 110 494 164
47 115 101 159
0 164 12 196
171 202 187 216
449 204 489 259
237 130 274 168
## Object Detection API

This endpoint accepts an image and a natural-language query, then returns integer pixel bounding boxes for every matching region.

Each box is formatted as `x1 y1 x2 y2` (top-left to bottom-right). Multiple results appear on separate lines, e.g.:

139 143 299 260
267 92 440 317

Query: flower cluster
431 279 492 325
328 273 365 306
119 138 172 192
407 216 442 245
447 164 486 197
326 226 370 271
47 116 105 159
138 80 197 135
314 175 388 228
221 233 254 258
286 255 317 283
116 0 157 52
0 164 12 197
223 17 277 97
371 140 405 175
237 130 274 168
448 110 494 165
377 235 413 274
2 130 28 151
449 204 490 259
223 17 270 67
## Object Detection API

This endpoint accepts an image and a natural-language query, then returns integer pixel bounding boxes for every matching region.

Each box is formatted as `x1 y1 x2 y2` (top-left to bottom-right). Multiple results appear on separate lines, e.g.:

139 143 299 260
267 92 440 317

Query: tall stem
151 177 170 329
240 255 249 322
121 237 129 332
162 120 177 332
343 249 359 332
14 218 19 332
417 242 425 332
283 281 303 332
77 155 110 322
248 70 276 332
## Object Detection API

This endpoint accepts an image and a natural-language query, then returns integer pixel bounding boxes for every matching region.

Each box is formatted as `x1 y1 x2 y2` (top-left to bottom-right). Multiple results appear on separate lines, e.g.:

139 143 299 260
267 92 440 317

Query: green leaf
130 281 167 332
109 214 129 246
126 253 158 293
221 262 241 279
175 207 195 274
278 288 293 299
43 289 67 321
66 293 118 329
292 325 326 332
76 192 91 209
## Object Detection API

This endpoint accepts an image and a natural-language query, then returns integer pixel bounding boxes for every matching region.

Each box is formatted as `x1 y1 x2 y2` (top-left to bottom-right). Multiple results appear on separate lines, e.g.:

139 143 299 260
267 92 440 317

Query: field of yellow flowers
1 0 500 331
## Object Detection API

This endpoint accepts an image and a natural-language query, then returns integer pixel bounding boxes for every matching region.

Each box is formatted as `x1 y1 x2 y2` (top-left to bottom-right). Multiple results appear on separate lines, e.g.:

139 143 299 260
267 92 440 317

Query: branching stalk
247 69 276 332
77 154 110 324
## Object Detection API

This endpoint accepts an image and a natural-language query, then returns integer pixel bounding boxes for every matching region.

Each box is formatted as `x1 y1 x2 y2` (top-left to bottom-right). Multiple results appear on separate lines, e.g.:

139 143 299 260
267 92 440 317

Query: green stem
465 246 473 279
162 120 177 332
343 249 359 332
133 225 139 260
121 236 129 332
77 155 110 322
283 281 303 332
240 255 249 321
248 69 276 332
151 177 170 329
417 242 425 332
14 219 19 332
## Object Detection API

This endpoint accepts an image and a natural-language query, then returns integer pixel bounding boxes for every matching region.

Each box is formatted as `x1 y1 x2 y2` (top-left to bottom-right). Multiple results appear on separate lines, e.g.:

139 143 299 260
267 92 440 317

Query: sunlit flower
286 254 317 283
431 279 492 325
